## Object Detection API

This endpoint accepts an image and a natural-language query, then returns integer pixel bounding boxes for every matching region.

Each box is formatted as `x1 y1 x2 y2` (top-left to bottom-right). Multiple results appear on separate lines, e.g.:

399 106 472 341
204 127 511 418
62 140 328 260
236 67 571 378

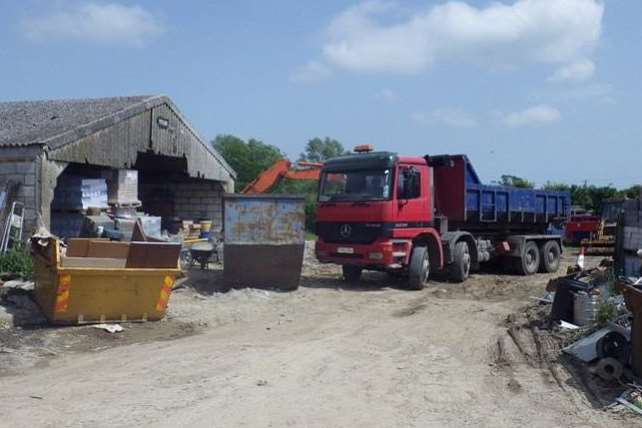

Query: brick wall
139 176 225 231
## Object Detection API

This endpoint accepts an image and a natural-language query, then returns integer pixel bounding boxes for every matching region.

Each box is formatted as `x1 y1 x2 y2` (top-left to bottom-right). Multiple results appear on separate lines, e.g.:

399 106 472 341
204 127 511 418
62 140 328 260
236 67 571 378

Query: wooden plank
126 242 181 269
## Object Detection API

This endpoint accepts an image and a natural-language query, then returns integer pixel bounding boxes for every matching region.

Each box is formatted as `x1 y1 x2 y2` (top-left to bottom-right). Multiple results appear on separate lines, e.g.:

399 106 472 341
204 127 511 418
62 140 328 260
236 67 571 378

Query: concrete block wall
0 160 38 235
617 199 642 276
622 200 642 251
623 226 642 252
171 180 224 229
139 176 225 231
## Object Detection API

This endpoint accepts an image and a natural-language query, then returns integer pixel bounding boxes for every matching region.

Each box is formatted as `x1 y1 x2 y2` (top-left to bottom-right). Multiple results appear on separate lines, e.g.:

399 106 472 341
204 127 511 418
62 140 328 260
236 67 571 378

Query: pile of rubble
0 275 45 327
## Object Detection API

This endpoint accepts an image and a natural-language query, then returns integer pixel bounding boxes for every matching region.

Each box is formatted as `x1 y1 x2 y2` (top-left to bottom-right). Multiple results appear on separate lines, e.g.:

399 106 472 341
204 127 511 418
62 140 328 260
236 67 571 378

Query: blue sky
1 0 640 187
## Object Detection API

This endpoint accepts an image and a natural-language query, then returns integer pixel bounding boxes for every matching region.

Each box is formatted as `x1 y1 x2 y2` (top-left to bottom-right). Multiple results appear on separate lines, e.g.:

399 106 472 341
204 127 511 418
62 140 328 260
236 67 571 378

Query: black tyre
516 241 540 276
539 240 561 273
408 246 430 290
449 240 471 283
342 265 362 283
597 332 630 364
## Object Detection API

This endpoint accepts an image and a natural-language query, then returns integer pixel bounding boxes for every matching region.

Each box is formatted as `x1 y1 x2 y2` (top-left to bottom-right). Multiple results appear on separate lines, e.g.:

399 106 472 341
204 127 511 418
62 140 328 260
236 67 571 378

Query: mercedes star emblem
339 224 352 238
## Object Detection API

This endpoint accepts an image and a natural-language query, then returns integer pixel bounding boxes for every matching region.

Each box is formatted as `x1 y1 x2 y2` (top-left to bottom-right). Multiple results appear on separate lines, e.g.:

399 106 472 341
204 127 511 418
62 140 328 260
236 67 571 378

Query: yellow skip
155 275 174 311
55 274 72 313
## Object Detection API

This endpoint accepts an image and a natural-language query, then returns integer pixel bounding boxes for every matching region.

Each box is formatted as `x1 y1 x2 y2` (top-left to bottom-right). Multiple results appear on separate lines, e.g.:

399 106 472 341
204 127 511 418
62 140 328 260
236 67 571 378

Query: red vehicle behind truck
314 147 570 289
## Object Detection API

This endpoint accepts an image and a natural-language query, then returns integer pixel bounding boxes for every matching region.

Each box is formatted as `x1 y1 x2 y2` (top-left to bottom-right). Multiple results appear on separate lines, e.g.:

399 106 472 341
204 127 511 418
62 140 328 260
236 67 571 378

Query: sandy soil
0 246 637 427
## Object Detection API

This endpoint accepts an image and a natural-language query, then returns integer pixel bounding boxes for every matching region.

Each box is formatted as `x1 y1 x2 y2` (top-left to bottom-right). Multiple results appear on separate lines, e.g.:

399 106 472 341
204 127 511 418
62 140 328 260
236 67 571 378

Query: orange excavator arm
241 159 323 194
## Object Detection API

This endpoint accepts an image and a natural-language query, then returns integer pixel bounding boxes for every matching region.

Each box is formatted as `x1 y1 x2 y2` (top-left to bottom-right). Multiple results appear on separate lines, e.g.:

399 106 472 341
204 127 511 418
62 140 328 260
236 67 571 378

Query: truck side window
398 168 421 199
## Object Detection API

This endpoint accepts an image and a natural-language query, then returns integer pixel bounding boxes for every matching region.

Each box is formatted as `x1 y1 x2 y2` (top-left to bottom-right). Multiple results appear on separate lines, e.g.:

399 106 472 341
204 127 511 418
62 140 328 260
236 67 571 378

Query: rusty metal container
223 194 305 291
573 291 601 326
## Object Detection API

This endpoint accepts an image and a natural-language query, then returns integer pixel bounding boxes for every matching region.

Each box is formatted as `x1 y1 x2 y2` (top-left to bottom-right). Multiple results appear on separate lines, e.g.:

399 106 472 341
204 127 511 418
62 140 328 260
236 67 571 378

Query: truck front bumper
315 239 410 269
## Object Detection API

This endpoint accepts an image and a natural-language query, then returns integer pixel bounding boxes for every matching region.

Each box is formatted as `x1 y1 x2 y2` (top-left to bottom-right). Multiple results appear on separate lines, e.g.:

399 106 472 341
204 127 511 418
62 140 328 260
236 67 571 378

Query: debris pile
535 259 642 416
0 276 45 326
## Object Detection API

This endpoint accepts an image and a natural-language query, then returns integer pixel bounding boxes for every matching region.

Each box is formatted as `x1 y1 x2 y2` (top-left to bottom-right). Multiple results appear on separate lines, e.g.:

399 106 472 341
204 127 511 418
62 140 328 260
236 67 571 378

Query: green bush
304 195 317 233
596 300 617 325
0 244 33 279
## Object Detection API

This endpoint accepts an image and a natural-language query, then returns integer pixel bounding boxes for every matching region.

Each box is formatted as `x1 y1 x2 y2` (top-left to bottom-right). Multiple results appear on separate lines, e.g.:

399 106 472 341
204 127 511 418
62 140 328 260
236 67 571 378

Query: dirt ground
0 245 638 427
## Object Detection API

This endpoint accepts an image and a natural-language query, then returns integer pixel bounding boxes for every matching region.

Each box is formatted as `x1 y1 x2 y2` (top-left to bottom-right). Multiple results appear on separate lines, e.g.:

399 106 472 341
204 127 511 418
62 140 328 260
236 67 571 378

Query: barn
0 95 235 237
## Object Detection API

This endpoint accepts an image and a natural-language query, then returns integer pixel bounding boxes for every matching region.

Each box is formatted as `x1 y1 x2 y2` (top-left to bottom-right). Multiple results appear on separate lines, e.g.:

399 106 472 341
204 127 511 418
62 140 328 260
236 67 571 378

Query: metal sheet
223 194 305 290
224 243 304 290
223 194 305 245
563 327 612 362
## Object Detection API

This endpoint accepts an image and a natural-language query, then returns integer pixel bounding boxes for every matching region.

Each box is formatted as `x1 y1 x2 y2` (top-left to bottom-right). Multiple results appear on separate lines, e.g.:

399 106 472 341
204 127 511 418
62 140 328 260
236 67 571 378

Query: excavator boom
241 159 323 194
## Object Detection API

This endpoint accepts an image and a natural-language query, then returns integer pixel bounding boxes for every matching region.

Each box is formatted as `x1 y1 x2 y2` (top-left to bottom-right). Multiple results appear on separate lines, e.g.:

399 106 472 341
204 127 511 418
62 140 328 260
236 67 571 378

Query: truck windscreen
319 169 392 202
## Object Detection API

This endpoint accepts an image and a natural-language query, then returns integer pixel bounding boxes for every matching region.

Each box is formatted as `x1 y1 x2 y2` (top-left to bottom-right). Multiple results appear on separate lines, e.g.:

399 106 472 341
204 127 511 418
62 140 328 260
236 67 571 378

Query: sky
0 0 640 187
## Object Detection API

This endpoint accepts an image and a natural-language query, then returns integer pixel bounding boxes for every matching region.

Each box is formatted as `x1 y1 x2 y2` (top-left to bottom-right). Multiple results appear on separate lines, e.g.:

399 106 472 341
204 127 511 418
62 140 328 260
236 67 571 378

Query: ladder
1 201 24 253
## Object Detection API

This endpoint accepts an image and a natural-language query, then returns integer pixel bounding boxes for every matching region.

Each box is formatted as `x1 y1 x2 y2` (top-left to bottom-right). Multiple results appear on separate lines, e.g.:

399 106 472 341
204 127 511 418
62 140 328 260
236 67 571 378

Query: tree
542 181 570 192
294 138 348 232
212 134 284 191
522 180 642 214
299 137 349 163
499 175 534 189
542 182 634 213
620 185 642 200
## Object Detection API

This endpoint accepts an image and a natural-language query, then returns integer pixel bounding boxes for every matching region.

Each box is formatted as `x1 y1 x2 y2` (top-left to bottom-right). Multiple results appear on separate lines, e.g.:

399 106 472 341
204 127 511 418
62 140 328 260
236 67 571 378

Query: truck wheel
342 265 362 283
539 240 561 273
449 241 471 283
408 246 430 290
516 241 540 275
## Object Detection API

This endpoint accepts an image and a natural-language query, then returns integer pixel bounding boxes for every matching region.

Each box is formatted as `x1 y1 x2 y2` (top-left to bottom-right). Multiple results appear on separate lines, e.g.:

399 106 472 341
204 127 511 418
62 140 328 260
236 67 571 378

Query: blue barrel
223 194 305 291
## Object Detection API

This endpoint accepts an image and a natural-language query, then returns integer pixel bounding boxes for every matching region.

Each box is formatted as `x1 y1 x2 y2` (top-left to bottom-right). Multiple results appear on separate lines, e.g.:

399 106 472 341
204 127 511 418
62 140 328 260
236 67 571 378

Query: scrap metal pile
541 259 642 416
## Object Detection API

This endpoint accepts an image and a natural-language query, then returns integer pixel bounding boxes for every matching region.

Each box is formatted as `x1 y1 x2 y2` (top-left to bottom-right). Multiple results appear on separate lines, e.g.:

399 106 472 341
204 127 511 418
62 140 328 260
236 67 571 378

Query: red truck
314 148 570 289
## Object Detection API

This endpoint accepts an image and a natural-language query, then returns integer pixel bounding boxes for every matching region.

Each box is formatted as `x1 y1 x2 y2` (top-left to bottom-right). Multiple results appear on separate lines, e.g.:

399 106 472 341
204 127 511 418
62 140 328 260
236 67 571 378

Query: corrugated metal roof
0 95 236 178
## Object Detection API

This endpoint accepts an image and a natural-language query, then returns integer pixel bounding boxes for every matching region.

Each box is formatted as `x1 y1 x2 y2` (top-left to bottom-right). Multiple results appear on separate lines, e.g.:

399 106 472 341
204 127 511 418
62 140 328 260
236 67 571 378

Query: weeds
0 244 33 279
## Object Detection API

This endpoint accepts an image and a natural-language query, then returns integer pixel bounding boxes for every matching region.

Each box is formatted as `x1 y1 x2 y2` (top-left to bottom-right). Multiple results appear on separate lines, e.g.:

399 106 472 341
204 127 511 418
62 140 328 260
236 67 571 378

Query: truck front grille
316 222 382 245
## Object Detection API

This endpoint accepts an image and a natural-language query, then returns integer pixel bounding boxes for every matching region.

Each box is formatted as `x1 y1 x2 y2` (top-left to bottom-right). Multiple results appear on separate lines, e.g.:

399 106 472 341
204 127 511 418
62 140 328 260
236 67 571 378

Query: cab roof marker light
354 145 374 153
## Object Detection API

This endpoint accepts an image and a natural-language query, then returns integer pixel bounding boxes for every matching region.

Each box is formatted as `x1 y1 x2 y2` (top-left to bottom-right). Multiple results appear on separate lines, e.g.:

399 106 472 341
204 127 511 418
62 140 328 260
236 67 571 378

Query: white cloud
301 0 602 76
21 2 164 46
413 108 477 128
290 60 333 83
501 105 561 127
548 59 595 83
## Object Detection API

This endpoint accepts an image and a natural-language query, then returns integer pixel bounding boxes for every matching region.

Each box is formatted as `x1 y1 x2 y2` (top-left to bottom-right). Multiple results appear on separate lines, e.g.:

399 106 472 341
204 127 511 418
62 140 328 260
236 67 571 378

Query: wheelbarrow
180 240 219 270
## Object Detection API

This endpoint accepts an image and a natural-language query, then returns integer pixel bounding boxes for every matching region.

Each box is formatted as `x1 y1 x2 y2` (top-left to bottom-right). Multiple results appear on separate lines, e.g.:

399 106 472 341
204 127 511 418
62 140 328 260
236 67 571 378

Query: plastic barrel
199 220 212 239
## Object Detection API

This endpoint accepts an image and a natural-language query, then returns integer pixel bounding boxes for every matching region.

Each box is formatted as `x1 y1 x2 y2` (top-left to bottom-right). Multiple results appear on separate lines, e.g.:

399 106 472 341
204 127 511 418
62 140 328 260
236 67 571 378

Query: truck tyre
449 241 471 283
342 265 362 283
539 240 561 273
408 246 430 290
516 241 540 276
